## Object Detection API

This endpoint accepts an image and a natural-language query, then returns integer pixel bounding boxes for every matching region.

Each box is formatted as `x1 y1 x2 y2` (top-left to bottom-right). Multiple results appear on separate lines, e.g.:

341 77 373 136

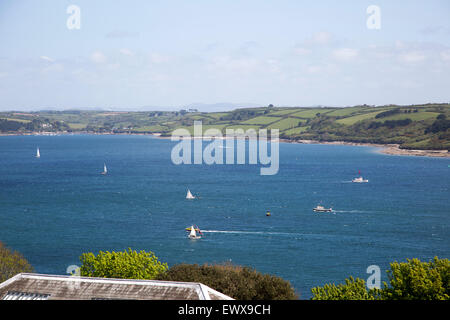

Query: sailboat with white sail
188 225 202 239
36 147 40 158
186 189 196 199
101 163 107 175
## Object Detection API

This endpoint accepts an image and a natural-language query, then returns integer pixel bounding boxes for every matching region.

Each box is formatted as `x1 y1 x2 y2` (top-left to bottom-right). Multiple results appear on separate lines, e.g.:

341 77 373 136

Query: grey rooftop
0 273 234 300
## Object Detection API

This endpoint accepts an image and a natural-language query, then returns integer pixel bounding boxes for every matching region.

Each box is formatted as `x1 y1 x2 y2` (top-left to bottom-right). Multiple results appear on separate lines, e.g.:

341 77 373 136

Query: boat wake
200 230 352 242
202 230 295 236
332 210 369 213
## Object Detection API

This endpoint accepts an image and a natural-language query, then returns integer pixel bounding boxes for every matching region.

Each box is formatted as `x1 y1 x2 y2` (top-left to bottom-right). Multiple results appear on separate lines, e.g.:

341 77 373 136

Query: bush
0 242 33 282
311 277 378 300
156 263 298 300
79 248 168 280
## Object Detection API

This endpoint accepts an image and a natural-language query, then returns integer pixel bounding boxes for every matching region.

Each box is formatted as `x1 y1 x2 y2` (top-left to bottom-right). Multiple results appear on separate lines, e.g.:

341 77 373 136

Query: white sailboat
188 225 201 239
36 147 40 158
186 189 196 199
101 163 107 175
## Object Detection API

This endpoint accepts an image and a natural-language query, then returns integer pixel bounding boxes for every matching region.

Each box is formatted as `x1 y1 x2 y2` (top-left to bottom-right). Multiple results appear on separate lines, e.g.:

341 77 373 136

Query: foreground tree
79 248 168 280
380 257 449 300
311 257 449 300
156 263 298 300
0 242 33 283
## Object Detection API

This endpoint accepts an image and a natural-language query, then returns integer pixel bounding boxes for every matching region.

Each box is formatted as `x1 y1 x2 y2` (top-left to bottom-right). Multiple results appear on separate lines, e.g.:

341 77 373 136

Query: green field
290 108 335 118
241 116 282 125
375 112 439 122
325 106 368 117
283 126 310 135
267 108 301 116
267 117 305 131
336 110 390 125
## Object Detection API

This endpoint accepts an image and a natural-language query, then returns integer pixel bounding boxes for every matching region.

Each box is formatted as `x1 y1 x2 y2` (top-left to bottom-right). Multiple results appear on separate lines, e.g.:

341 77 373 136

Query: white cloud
310 31 333 45
293 47 311 55
398 51 426 63
119 48 134 56
306 65 322 74
440 50 450 62
332 48 358 61
91 51 107 64
40 56 54 63
149 53 170 64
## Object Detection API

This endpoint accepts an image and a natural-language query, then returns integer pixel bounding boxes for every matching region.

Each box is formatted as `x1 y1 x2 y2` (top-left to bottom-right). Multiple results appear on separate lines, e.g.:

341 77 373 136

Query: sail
104 164 107 173
186 189 195 199
189 226 196 237
36 148 40 158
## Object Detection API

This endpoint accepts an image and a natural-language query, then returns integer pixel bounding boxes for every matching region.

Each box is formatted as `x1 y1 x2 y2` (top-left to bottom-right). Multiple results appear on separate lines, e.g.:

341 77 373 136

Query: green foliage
375 108 402 119
380 257 450 300
368 118 412 129
0 242 33 283
425 119 450 134
79 248 168 280
311 277 378 300
311 257 450 300
156 263 298 300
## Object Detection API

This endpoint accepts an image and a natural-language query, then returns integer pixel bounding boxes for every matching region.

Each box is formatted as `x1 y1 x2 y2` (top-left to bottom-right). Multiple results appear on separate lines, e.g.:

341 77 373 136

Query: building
0 273 234 300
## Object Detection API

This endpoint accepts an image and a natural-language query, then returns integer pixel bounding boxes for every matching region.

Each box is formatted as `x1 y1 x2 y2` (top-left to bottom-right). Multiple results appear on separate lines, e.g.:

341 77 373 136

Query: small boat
36 147 40 158
266 211 271 216
352 170 368 183
352 177 368 183
101 163 107 175
188 225 202 239
186 189 196 199
313 205 333 212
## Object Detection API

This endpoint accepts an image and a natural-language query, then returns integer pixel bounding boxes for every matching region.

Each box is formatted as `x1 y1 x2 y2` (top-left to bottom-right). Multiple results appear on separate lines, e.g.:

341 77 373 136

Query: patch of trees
0 118 70 132
78 248 298 300
219 109 263 122
368 118 412 129
425 116 450 134
0 242 33 282
0 119 23 132
80 248 168 280
156 263 298 300
375 109 402 119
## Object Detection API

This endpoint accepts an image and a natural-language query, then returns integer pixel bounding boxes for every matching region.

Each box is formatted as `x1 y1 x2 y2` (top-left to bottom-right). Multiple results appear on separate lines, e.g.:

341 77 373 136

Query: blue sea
0 134 449 299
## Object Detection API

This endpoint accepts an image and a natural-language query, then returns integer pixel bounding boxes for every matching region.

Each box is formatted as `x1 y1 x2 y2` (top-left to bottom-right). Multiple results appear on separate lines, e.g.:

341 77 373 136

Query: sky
0 0 449 111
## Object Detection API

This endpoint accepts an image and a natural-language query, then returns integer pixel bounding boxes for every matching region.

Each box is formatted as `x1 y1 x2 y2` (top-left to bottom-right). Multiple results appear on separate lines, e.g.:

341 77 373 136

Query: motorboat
313 205 333 212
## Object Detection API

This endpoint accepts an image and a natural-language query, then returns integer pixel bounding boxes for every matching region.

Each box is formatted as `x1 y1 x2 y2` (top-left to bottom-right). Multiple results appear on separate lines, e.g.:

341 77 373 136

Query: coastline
281 139 450 158
1 131 449 158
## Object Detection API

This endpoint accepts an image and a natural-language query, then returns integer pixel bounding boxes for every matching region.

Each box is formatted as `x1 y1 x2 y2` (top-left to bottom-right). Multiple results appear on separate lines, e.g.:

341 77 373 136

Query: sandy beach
288 139 450 158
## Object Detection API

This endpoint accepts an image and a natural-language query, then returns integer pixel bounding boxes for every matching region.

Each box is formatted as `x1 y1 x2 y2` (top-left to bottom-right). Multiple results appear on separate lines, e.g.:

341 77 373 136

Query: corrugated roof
0 273 234 300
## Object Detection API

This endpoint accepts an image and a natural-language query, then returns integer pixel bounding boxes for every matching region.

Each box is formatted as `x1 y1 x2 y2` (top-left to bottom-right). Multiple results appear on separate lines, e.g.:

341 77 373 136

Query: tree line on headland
0 103 449 150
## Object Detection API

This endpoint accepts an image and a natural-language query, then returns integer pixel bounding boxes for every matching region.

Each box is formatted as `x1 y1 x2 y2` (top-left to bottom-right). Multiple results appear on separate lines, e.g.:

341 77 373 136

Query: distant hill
1 103 449 150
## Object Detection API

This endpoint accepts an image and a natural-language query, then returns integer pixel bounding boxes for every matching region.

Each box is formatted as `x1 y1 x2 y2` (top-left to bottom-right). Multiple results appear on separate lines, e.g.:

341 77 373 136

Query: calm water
0 135 449 299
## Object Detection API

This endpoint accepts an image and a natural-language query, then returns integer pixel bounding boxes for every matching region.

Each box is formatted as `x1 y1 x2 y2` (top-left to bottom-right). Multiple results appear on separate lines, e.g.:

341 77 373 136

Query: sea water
0 134 448 299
